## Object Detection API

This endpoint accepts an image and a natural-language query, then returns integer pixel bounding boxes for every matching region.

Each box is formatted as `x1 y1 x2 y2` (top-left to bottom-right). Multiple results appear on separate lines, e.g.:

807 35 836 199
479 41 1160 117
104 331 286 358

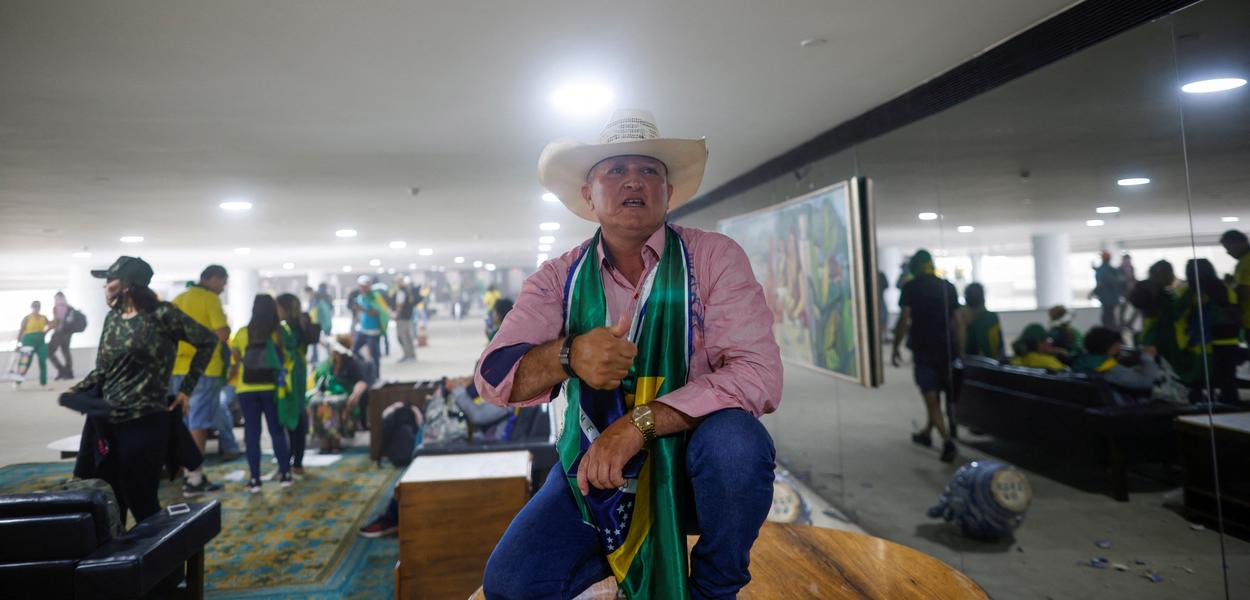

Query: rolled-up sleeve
475 255 570 407
658 234 783 418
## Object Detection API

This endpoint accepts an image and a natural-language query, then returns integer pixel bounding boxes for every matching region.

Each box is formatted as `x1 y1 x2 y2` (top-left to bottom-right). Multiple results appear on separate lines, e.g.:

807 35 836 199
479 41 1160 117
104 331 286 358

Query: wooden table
396 450 531 600
469 522 989 599
1175 412 1250 535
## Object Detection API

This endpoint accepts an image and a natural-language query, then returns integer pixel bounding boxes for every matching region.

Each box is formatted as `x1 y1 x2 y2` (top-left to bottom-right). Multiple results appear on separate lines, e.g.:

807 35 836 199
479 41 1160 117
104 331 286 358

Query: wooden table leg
187 550 205 600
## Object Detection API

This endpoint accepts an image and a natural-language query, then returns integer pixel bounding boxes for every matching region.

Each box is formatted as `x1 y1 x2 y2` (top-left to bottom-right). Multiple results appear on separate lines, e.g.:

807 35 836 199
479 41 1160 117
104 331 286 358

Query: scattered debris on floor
1112 563 1129 571
1078 557 1111 569
1181 566 1194 574
1095 539 1112 549
1134 559 1146 565
1188 522 1206 531
1143 569 1164 583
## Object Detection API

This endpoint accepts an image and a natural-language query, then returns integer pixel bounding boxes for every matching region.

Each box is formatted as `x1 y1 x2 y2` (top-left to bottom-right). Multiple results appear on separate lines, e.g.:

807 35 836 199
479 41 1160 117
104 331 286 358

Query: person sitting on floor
1009 324 1068 371
1073 326 1158 404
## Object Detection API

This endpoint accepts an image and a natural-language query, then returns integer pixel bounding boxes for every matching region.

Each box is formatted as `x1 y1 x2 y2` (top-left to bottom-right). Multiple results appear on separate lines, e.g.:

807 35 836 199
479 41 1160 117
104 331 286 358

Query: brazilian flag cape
559 225 692 599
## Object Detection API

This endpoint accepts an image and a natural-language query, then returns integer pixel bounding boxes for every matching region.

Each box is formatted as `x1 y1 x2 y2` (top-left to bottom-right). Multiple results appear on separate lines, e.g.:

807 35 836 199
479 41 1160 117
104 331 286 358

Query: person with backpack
48 292 86 380
13 300 51 387
1177 259 1246 404
229 294 293 492
276 293 315 475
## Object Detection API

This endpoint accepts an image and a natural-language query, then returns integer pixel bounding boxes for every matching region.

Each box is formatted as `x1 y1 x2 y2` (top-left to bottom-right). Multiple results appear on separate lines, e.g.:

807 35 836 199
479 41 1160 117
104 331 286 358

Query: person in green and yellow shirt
229 294 293 493
1010 324 1068 371
954 283 1004 362
14 300 51 386
1177 258 1244 404
171 265 236 465
276 293 311 475
1220 229 1250 336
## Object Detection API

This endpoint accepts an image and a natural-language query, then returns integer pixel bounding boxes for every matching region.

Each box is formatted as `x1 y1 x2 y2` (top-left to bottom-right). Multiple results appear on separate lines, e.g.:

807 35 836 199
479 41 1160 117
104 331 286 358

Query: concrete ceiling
0 0 1078 285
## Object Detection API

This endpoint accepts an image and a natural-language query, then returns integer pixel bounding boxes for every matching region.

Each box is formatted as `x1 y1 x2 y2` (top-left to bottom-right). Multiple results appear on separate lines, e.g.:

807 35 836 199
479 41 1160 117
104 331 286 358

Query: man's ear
581 183 594 210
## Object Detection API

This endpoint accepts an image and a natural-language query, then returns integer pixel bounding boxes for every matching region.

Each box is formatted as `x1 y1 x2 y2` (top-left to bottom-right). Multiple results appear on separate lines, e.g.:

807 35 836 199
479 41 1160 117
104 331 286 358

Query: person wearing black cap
66 256 219 525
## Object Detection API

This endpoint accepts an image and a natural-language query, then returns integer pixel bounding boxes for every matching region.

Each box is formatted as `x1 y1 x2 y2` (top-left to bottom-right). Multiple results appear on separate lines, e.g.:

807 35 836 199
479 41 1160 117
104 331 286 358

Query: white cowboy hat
538 108 708 222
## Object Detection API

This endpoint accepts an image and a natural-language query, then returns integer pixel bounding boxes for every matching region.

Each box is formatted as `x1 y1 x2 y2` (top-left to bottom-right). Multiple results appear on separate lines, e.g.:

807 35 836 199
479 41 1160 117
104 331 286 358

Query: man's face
582 155 673 238
203 276 228 294
104 279 123 307
31 302 40 313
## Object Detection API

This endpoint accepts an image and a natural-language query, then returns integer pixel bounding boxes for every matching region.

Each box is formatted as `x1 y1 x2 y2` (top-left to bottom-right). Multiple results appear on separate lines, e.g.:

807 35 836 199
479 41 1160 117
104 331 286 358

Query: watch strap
560 334 579 379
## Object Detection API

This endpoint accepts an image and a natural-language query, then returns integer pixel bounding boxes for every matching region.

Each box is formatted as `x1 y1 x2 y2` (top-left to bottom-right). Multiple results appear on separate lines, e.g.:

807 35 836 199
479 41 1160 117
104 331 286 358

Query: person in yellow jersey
171 265 240 472
230 294 294 493
1220 229 1250 336
1009 324 1068 371
14 300 51 387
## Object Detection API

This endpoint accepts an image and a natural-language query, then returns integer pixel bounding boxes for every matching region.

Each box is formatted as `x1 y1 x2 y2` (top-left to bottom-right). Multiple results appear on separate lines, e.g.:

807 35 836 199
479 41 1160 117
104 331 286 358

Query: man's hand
577 416 645 495
571 313 637 390
169 392 190 415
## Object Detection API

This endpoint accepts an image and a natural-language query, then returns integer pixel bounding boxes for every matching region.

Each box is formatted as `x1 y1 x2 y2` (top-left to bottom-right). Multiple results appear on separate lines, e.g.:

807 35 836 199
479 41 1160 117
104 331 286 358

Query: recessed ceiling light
282 262 295 270
234 247 251 255
1117 177 1149 186
473 260 483 268
389 241 407 249
120 235 144 243
956 225 975 233
918 212 939 221
418 248 434 256
454 256 465 264
335 229 358 238
542 192 559 203
1096 206 1121 214
799 38 827 48
342 265 353 272
485 263 497 272
550 83 614 116
1222 216 1240 223
539 222 561 231
538 244 552 252
1181 77 1247 94
369 258 382 267
71 251 92 259
219 200 252 211
539 236 556 245
1086 219 1106 227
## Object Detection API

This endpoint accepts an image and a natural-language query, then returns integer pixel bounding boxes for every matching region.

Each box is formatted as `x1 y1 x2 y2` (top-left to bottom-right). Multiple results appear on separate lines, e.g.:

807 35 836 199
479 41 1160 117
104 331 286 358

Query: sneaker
279 472 294 488
183 476 224 497
940 440 957 463
911 431 932 448
358 519 398 538
246 478 262 494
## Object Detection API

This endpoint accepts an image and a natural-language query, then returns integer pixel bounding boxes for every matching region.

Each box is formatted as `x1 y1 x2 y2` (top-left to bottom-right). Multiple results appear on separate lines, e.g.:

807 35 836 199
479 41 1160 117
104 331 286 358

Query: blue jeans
237 390 290 481
483 409 776 600
217 385 240 454
353 332 381 381
170 374 224 430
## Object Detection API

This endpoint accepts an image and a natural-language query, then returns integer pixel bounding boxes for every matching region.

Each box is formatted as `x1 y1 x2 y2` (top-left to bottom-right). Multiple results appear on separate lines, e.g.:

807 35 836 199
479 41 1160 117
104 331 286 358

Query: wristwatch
559 334 579 379
630 405 656 443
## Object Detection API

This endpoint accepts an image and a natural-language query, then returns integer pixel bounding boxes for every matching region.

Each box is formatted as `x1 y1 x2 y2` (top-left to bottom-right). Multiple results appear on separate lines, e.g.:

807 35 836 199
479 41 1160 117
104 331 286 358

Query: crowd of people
892 231 1250 462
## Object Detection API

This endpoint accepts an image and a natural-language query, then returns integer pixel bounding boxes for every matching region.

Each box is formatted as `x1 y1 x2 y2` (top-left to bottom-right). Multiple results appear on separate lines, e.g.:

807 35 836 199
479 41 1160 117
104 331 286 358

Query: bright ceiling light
1117 177 1149 186
956 225 975 233
539 222 561 231
234 247 251 255
1096 206 1121 214
1222 216 1240 223
282 262 295 270
335 229 358 238
120 235 144 243
71 251 92 258
539 236 556 245
550 83 615 116
485 263 497 272
418 248 434 256
389 241 407 249
219 200 252 211
542 192 559 203
342 265 353 272
473 260 484 268
369 258 382 267
1086 219 1106 227
538 244 552 252
918 212 938 221
1181 78 1247 94
454 256 465 264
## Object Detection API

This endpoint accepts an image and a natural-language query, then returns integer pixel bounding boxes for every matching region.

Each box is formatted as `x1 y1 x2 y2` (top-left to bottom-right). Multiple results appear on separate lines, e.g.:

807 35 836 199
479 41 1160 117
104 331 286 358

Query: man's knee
688 409 775 475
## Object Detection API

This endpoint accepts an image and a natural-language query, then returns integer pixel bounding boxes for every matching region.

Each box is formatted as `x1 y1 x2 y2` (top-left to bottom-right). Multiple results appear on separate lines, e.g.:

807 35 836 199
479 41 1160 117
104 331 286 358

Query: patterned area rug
0 448 402 598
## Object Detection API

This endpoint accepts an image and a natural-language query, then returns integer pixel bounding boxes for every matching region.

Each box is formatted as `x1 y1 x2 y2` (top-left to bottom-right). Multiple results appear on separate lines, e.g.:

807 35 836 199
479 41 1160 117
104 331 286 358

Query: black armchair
0 488 220 599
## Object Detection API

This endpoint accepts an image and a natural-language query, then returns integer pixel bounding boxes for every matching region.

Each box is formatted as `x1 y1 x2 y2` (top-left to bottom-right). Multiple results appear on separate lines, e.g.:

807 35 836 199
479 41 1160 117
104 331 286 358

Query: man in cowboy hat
475 109 782 599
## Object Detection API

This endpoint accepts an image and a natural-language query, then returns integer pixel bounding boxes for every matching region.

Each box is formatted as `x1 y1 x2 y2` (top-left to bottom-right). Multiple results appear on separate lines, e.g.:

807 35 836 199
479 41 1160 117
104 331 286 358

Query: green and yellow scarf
559 225 692 599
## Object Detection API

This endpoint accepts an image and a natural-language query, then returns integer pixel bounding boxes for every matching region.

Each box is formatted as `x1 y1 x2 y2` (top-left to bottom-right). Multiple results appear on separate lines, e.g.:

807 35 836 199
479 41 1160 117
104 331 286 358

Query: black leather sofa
0 489 221 599
956 360 1233 501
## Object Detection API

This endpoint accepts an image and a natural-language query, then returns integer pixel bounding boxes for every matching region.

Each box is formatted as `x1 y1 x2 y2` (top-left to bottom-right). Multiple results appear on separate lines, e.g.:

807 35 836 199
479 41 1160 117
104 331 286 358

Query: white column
226 267 259 330
306 269 326 288
1031 233 1071 309
65 265 107 348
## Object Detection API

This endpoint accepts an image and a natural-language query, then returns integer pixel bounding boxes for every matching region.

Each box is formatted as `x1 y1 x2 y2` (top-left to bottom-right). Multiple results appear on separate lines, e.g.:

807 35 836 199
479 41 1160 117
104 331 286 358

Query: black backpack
64 307 88 333
380 407 418 467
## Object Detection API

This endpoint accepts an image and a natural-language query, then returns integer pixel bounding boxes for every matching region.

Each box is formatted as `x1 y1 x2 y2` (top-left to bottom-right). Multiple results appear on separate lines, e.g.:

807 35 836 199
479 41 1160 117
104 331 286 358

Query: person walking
390 276 419 363
351 276 389 381
305 284 334 364
1178 259 1245 404
1220 229 1250 337
276 293 312 475
171 265 236 468
14 300 51 387
47 292 85 380
1091 251 1124 330
229 294 294 492
892 250 960 462
66 256 218 524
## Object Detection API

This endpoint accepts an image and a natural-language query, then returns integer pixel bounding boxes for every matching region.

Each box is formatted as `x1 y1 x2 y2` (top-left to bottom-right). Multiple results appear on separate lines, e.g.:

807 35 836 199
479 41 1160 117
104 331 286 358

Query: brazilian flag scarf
559 225 693 599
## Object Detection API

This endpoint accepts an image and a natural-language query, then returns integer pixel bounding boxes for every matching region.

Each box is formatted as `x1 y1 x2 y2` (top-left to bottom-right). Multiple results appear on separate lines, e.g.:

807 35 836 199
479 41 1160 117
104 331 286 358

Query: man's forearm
650 401 698 436
509 337 567 403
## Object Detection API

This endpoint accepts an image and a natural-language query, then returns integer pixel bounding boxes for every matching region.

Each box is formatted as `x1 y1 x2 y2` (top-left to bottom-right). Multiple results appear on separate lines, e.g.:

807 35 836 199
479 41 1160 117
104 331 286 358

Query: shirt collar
597 225 668 271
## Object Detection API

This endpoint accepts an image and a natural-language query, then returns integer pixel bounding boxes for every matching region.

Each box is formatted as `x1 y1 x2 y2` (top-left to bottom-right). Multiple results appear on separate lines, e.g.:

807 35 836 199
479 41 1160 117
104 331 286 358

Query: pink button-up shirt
475 224 782 419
